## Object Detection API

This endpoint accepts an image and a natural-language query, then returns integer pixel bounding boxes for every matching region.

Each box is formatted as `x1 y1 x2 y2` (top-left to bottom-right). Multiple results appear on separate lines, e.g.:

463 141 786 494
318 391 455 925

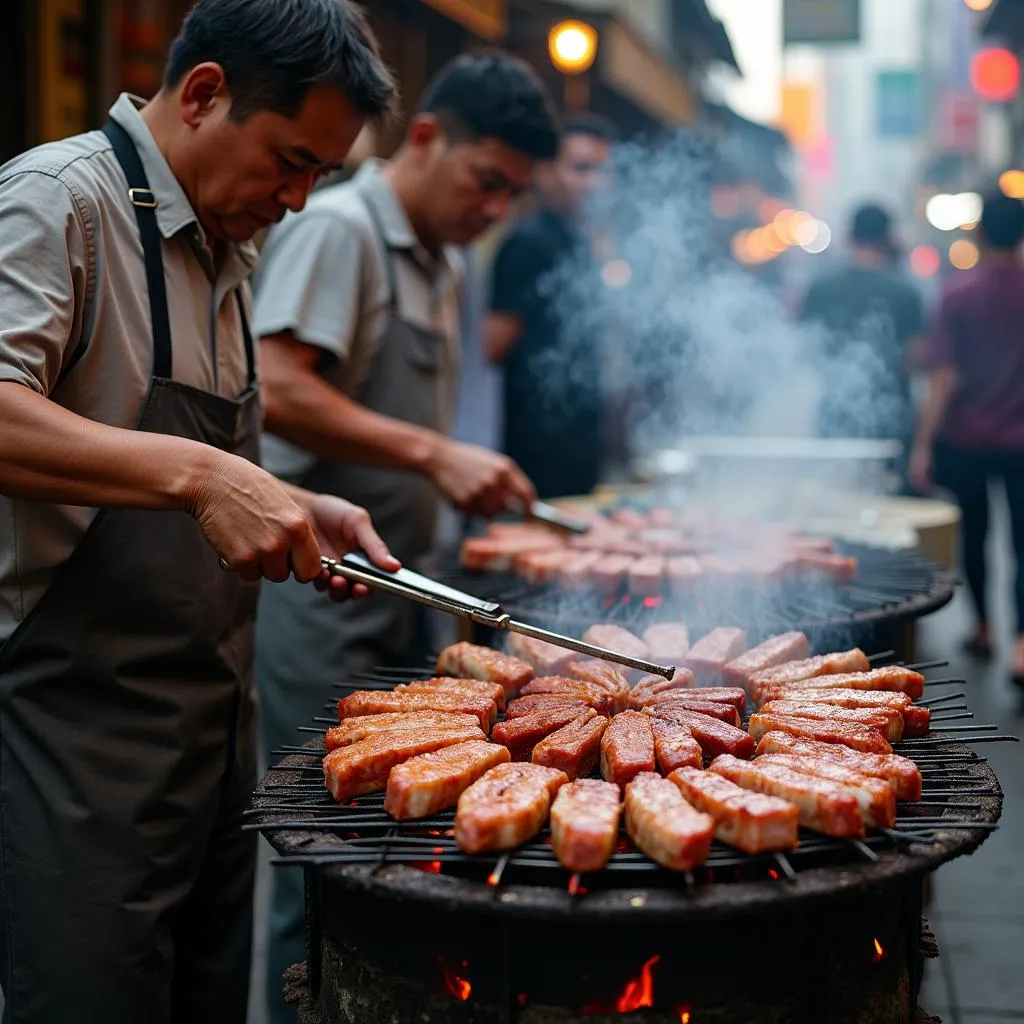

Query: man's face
181 70 365 243
544 132 612 217
417 129 537 246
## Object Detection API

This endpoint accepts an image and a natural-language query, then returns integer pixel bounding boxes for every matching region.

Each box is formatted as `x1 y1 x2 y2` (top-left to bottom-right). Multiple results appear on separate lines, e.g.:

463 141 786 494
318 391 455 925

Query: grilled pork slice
722 632 810 691
435 642 534 699
519 677 616 716
793 552 858 582
681 627 748 685
455 762 568 854
589 555 637 593
756 667 925 701
624 772 715 871
507 633 576 677
582 625 652 663
668 766 798 853
558 551 602 590
650 717 703 773
337 690 497 731
748 648 871 698
647 707 755 760
709 754 864 837
747 713 893 754
460 534 564 573
666 556 704 591
754 753 896 828
626 669 699 709
385 741 511 820
505 695 590 720
567 661 631 712
550 779 622 873
514 547 574 585
325 711 482 751
754 732 922 801
642 623 690 663
631 683 747 718
532 714 608 779
637 696 739 727
600 711 656 789
492 707 598 761
628 555 665 597
759 699 904 743
323 727 485 802
397 677 507 712
756 687 930 737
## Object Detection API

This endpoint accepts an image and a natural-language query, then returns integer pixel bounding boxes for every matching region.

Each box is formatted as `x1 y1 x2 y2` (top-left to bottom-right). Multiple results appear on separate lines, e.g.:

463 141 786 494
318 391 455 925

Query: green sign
784 0 860 45
876 70 923 138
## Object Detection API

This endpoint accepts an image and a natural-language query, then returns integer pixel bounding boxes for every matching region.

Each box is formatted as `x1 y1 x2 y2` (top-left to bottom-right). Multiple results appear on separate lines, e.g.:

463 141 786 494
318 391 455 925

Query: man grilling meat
0 2 400 1022
251 52 559 1019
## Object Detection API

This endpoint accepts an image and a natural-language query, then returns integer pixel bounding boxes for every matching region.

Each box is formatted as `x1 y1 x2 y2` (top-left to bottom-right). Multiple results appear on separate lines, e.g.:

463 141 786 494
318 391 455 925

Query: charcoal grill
249 658 1010 1024
424 541 957 658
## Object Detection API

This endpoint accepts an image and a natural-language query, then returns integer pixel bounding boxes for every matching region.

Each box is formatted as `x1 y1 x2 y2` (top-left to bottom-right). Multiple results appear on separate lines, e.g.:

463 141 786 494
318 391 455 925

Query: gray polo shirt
252 160 462 483
0 93 258 643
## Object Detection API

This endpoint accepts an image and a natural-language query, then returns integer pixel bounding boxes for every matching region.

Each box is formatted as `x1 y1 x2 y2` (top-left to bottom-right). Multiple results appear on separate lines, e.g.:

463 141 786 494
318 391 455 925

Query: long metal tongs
321 552 675 680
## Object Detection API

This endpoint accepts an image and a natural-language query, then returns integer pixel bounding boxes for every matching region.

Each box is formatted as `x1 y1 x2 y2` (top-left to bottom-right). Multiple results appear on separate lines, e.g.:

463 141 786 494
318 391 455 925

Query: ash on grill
249 655 1010 1024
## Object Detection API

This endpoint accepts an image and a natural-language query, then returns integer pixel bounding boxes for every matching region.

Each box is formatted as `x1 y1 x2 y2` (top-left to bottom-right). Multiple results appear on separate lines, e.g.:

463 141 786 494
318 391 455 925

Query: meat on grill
514 547 573 584
582 625 652 663
325 711 482 751
532 713 608 780
755 666 925 701
623 772 715 871
460 534 564 573
709 754 864 837
666 556 704 590
550 779 622 874
518 677 617 716
435 642 534 698
792 551 858 582
397 677 507 712
754 753 896 828
628 555 665 596
626 669 698 708
492 707 598 761
636 696 740 726
681 627 748 685
759 699 905 743
566 660 631 711
600 710 656 789
337 690 497 730
455 762 568 854
384 740 511 820
754 731 922 801
506 633 576 677
505 695 591 720
756 686 930 736
668 766 799 853
747 648 871 698
642 622 690 663
558 551 602 589
323 726 486 802
650 717 703 773
722 631 810 691
589 554 637 593
647 707 756 760
746 712 893 754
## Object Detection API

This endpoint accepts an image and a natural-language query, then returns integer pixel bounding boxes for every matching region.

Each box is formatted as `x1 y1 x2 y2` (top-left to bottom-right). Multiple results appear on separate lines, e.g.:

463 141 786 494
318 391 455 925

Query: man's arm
485 229 545 365
485 312 524 365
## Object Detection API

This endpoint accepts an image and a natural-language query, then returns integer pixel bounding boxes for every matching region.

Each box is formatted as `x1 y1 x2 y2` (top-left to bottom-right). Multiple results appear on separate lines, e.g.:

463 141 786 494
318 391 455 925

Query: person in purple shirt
911 193 1024 683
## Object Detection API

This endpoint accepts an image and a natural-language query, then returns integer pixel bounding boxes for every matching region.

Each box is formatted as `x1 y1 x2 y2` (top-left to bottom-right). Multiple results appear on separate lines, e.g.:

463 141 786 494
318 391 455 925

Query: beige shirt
0 94 258 642
252 160 462 482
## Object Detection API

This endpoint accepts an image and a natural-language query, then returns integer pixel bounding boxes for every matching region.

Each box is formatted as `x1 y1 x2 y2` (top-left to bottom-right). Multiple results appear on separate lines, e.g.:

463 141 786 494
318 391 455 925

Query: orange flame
616 954 660 1012
443 971 471 1001
487 868 501 887
873 938 885 960
678 1009 692 1024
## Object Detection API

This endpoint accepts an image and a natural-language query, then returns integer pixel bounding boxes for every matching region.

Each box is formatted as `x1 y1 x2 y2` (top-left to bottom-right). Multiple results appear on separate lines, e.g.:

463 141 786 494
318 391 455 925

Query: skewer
867 650 896 663
929 711 973 723
905 658 950 672
923 678 967 687
917 692 966 707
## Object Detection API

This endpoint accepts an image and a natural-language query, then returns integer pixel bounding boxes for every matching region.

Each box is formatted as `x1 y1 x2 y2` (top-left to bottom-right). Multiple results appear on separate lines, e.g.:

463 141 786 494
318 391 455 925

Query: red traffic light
970 48 1020 103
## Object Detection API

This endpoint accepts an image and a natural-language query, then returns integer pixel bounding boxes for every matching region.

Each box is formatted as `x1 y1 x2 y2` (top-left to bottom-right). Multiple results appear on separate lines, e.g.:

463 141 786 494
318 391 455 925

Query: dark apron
0 120 260 1024
255 197 454 1021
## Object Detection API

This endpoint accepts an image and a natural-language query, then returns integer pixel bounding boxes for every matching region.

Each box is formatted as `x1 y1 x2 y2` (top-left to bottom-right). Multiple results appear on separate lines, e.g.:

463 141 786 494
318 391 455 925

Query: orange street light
549 20 598 75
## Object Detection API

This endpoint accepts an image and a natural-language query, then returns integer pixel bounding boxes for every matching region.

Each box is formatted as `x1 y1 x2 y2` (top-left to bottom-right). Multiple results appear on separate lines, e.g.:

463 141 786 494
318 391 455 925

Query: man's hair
417 51 560 161
563 112 619 145
979 192 1024 251
164 0 398 123
850 203 893 248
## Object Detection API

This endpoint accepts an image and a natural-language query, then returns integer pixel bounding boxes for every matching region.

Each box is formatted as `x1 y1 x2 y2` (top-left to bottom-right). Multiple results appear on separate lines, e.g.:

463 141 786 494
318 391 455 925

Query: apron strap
362 197 399 312
101 121 256 387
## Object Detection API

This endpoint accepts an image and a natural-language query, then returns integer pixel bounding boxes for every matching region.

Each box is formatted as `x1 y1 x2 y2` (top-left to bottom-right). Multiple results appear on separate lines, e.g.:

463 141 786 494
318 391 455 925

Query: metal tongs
526 500 591 535
321 552 675 680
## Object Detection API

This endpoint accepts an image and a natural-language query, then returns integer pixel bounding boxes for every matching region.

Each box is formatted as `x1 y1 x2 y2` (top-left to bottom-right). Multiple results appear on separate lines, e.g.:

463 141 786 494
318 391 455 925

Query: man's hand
909 443 933 495
426 439 536 517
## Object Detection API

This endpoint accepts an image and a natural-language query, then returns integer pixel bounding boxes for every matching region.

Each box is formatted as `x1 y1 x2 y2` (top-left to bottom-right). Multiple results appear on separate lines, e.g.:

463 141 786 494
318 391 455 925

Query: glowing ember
486 868 501 887
642 595 663 608
677 1009 692 1023
873 938 885 960
616 954 660 1011
443 970 471 1001
567 875 588 897
433 846 444 854
767 869 779 881
418 861 442 875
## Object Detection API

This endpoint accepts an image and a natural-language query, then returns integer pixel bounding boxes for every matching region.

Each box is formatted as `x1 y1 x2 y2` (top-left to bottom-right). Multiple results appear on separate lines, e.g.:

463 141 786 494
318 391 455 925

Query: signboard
420 0 507 41
38 0 89 143
779 82 818 146
784 0 860 45
876 70 923 138
938 92 979 153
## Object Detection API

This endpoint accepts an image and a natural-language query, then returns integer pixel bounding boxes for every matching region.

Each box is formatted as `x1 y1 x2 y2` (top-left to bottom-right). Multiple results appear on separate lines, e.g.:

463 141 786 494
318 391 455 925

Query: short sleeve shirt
252 160 463 483
0 94 258 642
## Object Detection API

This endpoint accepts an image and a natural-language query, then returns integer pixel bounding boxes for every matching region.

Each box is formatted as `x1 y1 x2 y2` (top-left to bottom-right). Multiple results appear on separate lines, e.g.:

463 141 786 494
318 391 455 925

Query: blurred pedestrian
911 193 1024 684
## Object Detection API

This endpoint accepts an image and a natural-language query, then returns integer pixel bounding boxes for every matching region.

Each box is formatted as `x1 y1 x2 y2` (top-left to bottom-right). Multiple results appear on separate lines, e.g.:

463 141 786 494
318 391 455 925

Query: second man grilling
252 52 559 1014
